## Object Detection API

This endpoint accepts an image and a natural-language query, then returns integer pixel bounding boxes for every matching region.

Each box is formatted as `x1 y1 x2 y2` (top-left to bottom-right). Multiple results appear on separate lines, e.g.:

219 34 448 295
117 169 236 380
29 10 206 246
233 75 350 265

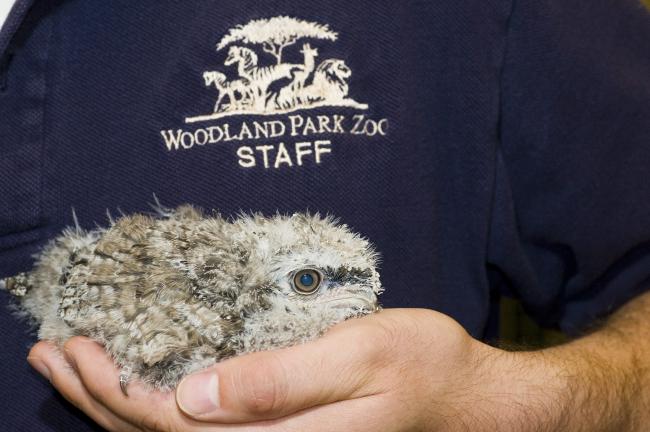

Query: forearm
455 292 650 432
498 292 650 432
547 291 650 431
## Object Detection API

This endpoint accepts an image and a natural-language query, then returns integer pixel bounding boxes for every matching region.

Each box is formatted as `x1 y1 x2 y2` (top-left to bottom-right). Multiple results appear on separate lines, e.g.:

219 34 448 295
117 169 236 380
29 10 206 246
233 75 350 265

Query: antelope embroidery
274 43 319 110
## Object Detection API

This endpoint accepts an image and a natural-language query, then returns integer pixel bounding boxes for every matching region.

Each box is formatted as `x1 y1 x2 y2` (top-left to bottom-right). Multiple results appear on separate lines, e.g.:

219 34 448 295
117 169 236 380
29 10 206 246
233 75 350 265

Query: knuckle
28 341 51 358
232 353 289 415
86 375 118 402
363 320 399 362
61 339 77 356
63 336 88 353
351 312 430 368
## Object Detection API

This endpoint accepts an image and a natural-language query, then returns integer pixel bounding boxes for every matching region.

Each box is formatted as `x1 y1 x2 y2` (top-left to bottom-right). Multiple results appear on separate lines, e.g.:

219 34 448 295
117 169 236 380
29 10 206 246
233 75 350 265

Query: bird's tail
1 272 32 298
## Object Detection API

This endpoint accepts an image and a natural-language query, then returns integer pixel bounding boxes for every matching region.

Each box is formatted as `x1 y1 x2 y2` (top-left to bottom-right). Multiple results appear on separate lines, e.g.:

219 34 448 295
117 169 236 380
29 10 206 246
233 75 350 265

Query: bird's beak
316 287 379 312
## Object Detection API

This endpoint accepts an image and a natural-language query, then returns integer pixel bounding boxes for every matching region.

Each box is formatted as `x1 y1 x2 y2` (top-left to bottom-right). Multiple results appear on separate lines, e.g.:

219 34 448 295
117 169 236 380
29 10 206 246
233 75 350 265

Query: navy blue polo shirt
1 1 649 430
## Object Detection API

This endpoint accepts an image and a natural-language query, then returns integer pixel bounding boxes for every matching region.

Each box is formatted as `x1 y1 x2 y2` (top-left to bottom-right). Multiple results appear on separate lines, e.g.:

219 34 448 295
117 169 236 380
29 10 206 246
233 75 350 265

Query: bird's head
234 213 381 310
225 213 382 350
182 210 382 353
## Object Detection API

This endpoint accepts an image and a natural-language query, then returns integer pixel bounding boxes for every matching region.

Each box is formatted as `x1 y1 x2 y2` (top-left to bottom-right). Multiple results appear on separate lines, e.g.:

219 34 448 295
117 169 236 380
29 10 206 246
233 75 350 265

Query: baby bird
2 205 382 393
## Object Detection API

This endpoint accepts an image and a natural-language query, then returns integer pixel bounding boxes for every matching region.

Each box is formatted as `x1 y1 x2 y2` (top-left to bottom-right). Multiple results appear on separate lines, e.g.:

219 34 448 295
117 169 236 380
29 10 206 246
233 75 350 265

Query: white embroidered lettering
254 122 269 139
237 146 256 168
317 115 332 133
160 130 184 151
195 129 209 146
158 16 391 170
295 142 313 166
302 117 318 136
181 132 195 149
223 124 236 142
208 126 224 143
378 119 389 136
256 145 274 169
269 120 285 138
239 122 254 140
351 114 365 135
333 115 346 133
290 115 304 137
314 140 332 164
274 142 294 168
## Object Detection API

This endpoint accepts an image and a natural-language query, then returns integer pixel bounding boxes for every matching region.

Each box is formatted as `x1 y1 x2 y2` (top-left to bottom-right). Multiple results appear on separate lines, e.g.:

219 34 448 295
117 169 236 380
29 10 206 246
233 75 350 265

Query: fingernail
177 371 220 416
27 356 51 381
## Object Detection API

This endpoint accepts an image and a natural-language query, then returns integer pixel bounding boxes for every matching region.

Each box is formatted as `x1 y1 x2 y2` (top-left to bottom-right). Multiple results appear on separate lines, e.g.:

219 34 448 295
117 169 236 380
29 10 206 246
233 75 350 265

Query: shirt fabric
0 0 649 430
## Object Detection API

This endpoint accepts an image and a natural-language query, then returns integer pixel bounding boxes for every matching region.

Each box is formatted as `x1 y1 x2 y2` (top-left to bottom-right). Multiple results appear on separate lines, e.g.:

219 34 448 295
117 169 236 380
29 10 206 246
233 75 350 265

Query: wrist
415 334 573 432
478 339 640 432
542 334 641 432
460 344 573 432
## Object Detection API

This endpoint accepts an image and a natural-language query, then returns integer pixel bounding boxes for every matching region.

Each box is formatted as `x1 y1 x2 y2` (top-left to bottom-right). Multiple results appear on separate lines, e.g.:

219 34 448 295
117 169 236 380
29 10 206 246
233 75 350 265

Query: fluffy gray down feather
2 205 382 390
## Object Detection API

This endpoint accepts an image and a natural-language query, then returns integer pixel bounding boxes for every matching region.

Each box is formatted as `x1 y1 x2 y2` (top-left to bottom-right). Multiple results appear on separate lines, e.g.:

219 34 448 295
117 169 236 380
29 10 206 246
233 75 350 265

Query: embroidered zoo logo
160 16 389 170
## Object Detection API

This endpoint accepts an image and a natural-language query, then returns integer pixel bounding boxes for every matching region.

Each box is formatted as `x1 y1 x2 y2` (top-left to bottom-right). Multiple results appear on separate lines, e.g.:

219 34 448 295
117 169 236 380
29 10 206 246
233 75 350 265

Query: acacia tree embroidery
217 16 338 65
187 16 369 123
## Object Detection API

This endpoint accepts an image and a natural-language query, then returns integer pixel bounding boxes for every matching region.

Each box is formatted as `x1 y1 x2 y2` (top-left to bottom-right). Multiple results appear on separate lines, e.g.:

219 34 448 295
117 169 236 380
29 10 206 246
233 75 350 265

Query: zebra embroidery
224 46 303 111
202 71 252 113
186 16 368 124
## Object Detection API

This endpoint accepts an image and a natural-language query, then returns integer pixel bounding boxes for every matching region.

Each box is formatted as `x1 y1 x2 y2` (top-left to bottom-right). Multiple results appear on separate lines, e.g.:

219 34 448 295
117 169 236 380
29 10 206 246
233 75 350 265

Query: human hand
27 309 569 431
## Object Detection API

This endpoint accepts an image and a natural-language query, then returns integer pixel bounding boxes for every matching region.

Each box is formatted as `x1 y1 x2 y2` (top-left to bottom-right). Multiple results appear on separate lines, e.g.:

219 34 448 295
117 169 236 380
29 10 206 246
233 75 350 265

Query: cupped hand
27 309 566 431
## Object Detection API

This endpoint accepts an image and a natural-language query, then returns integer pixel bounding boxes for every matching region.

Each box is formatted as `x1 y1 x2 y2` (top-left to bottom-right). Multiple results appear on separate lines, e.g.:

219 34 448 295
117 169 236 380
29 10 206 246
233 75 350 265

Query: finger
62 337 246 431
62 335 402 432
60 337 186 430
35 338 406 432
176 313 394 423
29 341 141 432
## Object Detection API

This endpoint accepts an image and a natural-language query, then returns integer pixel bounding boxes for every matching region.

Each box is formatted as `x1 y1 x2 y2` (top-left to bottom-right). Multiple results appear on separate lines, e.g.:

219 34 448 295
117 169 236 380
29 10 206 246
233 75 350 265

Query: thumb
175 318 388 423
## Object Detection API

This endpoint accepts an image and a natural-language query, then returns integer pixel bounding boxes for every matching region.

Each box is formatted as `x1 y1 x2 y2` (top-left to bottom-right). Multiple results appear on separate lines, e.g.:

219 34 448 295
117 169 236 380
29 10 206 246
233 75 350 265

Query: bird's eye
292 269 322 295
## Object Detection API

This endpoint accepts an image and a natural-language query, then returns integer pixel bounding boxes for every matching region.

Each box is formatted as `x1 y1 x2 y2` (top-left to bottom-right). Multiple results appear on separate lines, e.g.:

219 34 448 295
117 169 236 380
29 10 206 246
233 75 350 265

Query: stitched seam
485 0 518 261
36 10 54 229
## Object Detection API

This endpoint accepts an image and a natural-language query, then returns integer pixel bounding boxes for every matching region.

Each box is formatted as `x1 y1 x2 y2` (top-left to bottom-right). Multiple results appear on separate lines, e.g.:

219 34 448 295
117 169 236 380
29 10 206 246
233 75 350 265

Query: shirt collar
0 0 35 60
